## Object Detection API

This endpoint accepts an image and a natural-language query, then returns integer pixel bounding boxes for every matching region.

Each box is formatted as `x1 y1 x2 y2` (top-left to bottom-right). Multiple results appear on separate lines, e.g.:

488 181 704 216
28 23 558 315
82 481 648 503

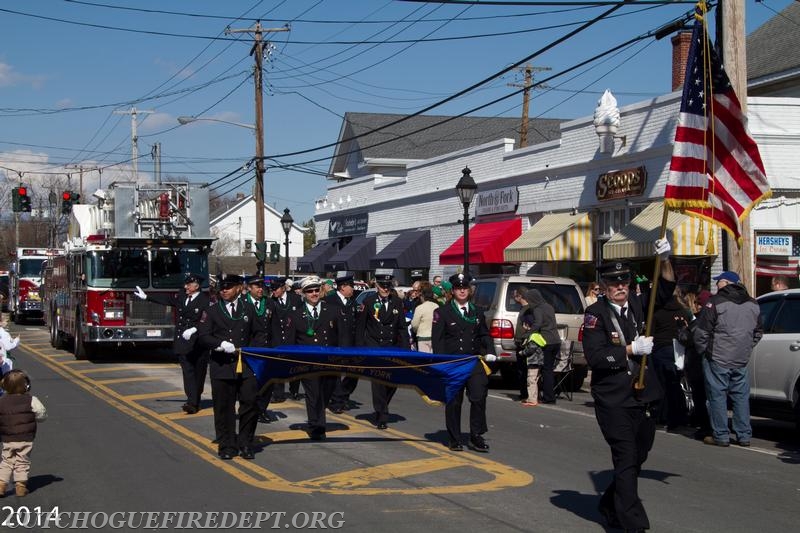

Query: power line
263 0 634 161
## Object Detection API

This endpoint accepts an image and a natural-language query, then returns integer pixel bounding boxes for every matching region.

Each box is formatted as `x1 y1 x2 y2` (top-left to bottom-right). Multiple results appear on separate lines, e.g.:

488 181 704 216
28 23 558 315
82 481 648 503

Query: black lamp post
455 167 477 275
280 208 293 278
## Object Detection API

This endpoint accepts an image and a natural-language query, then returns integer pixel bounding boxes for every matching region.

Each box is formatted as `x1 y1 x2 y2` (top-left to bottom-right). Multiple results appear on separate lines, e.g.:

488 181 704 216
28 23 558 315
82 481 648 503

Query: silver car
750 289 800 429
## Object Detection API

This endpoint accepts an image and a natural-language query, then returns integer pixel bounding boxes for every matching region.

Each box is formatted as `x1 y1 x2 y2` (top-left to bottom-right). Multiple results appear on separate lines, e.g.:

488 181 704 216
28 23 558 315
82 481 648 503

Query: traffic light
17 187 31 213
61 191 81 215
61 191 72 215
269 243 281 263
254 242 267 263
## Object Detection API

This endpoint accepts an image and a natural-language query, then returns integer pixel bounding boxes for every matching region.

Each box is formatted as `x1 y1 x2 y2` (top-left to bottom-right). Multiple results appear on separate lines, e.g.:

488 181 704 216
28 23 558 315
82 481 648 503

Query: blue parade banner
242 345 478 404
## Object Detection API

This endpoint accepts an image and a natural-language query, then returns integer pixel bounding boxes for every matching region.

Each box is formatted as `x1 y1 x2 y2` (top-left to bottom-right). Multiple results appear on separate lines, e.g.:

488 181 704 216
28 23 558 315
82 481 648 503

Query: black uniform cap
598 261 632 283
269 277 288 290
184 273 204 284
448 272 473 288
375 274 394 287
219 274 244 289
335 274 354 286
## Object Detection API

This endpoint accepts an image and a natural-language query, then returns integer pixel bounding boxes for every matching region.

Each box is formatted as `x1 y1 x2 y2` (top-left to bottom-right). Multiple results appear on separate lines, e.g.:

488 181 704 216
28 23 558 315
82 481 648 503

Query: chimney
671 31 693 91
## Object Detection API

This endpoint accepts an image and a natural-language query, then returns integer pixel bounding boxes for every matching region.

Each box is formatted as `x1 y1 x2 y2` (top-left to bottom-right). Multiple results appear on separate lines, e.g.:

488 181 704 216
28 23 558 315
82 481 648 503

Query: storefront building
300 92 798 291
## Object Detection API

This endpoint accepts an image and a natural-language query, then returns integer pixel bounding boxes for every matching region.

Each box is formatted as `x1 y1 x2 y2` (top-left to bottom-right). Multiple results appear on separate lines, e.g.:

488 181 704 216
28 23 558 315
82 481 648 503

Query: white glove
10 336 20 350
483 354 498 363
181 327 197 340
631 336 654 356
220 341 236 353
654 238 671 260
133 286 147 300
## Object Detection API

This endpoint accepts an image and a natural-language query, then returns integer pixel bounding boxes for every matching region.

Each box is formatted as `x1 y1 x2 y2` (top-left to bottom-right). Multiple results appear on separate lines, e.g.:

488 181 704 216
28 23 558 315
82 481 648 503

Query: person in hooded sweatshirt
693 271 762 447
524 289 562 404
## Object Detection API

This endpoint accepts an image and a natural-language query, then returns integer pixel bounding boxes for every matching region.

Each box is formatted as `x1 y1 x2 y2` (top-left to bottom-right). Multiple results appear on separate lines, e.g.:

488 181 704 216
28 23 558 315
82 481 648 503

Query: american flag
664 17 771 245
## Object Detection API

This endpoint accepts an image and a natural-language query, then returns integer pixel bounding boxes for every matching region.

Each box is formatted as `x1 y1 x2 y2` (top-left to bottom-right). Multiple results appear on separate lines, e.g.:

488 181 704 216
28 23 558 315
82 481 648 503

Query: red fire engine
8 248 50 324
43 182 213 359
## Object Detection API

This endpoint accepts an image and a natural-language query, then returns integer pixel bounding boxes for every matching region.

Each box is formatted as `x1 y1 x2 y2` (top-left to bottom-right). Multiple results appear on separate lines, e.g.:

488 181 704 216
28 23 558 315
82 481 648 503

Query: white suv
471 275 588 390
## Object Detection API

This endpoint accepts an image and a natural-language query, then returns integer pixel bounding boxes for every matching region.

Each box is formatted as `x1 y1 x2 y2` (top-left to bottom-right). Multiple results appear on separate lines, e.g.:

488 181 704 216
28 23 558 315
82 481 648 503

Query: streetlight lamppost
280 208 294 278
455 167 478 276
176 115 266 246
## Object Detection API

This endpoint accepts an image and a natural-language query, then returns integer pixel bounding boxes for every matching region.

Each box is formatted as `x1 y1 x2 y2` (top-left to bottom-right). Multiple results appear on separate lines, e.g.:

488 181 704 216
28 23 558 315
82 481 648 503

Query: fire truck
43 182 213 359
8 248 50 324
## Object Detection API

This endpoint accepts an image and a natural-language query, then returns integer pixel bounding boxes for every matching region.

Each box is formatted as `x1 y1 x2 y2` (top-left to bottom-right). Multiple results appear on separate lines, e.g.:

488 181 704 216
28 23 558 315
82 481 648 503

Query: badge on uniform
584 314 598 329
610 331 621 345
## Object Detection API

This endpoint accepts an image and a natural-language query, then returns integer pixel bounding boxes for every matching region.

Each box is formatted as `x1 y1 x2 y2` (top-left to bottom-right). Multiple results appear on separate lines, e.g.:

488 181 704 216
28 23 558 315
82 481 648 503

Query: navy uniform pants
595 403 656 531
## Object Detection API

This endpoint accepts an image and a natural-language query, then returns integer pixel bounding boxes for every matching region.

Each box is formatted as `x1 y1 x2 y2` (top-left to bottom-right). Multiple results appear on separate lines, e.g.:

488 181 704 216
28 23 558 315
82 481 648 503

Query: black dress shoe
309 429 326 441
239 447 255 460
468 435 490 452
182 403 198 414
377 422 388 430
448 441 463 451
330 406 345 414
218 449 236 460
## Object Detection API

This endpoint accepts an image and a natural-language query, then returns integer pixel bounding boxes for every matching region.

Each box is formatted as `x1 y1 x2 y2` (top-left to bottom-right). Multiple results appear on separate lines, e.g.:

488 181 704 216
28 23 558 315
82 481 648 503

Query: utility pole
508 64 550 148
65 164 100 202
114 107 153 181
151 143 162 185
225 21 289 246
720 0 752 292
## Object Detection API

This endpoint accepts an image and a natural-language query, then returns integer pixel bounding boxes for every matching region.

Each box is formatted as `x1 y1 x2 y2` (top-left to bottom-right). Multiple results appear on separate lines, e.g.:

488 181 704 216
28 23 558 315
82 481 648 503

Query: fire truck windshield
85 250 149 288
18 258 46 278
84 248 208 289
151 249 208 289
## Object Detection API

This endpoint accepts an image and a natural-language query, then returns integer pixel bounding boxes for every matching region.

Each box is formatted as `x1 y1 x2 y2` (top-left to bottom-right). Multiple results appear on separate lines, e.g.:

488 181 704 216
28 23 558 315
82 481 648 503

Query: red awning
440 218 522 265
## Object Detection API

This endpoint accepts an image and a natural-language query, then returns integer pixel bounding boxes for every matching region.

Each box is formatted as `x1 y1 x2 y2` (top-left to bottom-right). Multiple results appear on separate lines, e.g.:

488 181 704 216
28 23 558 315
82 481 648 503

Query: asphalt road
4 322 799 532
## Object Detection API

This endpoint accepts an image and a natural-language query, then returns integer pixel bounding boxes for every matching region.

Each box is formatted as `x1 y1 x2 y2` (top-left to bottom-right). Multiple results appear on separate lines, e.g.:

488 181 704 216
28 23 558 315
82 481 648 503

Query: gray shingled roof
340 112 563 162
747 2 800 80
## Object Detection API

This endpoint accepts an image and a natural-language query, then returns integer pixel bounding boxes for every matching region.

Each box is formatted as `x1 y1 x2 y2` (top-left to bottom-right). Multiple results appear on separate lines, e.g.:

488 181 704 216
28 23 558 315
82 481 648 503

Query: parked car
471 274 588 390
749 288 800 430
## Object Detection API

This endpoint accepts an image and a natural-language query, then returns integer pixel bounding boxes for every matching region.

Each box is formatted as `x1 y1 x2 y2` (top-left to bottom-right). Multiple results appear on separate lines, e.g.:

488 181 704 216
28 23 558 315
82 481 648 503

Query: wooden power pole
508 64 550 148
720 0 753 292
226 21 289 247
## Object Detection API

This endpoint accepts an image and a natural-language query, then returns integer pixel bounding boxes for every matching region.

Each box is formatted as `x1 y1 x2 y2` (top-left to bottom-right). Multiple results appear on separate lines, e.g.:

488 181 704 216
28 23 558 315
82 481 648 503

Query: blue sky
0 0 792 227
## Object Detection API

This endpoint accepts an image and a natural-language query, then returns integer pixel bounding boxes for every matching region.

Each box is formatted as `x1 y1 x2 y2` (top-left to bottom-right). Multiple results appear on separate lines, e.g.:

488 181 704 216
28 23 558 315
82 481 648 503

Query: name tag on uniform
610 332 621 345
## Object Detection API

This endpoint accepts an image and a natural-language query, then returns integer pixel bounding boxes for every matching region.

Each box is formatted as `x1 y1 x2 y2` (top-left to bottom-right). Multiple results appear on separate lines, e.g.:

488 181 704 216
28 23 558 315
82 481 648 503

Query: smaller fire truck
43 182 213 359
8 248 50 324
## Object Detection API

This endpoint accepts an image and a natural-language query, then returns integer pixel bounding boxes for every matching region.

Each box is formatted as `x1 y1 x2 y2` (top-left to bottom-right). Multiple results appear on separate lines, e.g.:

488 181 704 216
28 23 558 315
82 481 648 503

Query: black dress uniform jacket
324 291 357 347
356 293 410 349
198 300 267 379
271 291 303 347
148 291 210 355
432 302 493 357
583 299 663 407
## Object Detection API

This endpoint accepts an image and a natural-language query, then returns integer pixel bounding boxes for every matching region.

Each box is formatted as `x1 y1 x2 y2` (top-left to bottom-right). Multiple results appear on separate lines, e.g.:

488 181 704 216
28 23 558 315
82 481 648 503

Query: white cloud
0 61 46 88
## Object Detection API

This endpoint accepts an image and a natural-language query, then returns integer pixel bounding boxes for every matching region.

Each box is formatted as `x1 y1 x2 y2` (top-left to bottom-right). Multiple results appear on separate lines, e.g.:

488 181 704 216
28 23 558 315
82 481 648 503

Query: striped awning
603 202 715 259
504 212 593 262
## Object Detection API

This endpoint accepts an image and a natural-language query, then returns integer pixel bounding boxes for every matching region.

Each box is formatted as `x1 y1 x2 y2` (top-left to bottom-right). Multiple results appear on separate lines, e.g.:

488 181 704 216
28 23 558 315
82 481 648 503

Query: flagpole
635 203 670 392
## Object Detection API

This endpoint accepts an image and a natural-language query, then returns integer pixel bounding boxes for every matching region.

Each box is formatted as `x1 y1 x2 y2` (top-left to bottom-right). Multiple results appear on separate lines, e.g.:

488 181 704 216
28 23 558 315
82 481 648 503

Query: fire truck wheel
50 311 64 350
73 310 92 360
